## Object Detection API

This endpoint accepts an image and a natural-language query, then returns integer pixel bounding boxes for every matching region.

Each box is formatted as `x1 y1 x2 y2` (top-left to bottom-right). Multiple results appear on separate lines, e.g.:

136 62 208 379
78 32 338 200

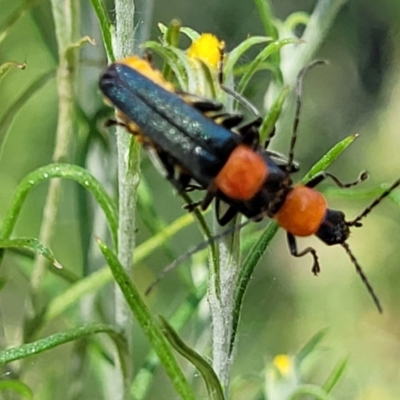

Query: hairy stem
112 1 138 399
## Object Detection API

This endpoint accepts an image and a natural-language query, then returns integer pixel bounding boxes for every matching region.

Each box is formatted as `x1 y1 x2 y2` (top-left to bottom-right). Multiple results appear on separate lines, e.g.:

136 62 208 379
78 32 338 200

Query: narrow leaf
44 212 197 321
141 41 187 89
301 134 358 184
253 0 278 39
0 380 33 399
131 283 208 400
162 20 182 81
296 329 328 365
284 12 310 32
0 163 118 268
0 324 127 367
322 357 348 393
159 315 225 400
96 239 196 400
324 184 400 207
225 36 271 79
179 26 201 41
0 237 62 269
0 70 55 155
259 85 289 142
237 38 301 93
90 0 114 61
231 222 278 354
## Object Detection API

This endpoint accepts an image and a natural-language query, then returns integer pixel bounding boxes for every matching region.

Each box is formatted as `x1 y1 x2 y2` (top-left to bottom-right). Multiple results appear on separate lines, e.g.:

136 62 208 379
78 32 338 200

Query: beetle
99 56 400 311
99 56 296 220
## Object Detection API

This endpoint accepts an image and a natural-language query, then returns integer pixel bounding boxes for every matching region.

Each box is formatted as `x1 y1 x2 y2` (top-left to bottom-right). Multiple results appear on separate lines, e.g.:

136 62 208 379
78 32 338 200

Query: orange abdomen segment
274 185 327 236
214 145 268 200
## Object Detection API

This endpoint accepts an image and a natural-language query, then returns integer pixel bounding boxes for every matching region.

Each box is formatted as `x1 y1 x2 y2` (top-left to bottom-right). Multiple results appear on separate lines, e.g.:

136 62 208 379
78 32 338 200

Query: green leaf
198 59 218 99
322 357 348 393
44 212 197 321
141 41 187 89
253 0 278 39
159 315 225 400
164 19 181 47
90 0 115 61
158 22 168 36
161 20 182 81
0 237 61 269
131 282 208 400
0 323 127 368
284 12 310 33
179 26 201 41
296 329 328 365
237 38 300 93
301 134 358 184
0 163 118 268
0 237 79 283
0 70 55 158
225 36 272 80
233 60 278 77
96 239 196 400
324 184 400 208
133 211 199 264
163 46 203 93
259 85 289 142
0 379 33 399
230 221 278 354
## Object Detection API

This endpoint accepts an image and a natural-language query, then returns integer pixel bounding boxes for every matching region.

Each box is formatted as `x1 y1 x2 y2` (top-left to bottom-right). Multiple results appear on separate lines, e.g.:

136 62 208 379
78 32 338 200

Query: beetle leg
306 171 368 189
215 197 239 226
287 232 320 275
266 150 300 173
146 147 192 192
236 118 262 147
200 183 217 211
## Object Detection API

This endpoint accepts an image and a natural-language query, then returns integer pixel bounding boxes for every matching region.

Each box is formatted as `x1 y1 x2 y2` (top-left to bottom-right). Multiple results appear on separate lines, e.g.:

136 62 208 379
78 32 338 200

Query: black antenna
348 178 400 227
341 242 382 313
145 218 254 295
287 60 327 171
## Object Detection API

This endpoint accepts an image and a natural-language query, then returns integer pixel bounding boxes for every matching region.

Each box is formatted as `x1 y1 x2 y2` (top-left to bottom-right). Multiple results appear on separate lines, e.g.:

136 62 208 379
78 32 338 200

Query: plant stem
281 0 347 85
29 0 79 309
207 70 241 393
112 1 138 399
208 221 240 392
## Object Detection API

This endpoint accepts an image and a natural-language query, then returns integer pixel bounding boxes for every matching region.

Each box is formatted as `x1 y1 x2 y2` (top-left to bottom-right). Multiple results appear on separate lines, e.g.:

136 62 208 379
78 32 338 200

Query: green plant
0 1 399 399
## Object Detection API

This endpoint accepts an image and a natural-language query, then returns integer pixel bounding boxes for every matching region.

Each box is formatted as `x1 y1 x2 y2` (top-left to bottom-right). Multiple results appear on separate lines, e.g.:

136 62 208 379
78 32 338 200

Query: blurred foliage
0 0 400 399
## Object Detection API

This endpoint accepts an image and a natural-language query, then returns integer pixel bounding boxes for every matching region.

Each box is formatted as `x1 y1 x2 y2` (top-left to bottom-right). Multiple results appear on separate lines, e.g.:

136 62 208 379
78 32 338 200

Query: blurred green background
1 0 400 399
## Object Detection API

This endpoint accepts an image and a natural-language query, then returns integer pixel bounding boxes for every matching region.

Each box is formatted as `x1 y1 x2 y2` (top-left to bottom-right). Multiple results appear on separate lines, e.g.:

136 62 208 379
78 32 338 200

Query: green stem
282 0 347 85
208 218 240 393
112 1 137 398
207 73 240 393
28 0 79 319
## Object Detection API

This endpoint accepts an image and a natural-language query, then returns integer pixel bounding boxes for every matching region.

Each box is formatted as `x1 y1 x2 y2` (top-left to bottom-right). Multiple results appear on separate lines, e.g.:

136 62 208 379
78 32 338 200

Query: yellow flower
273 354 292 377
187 33 223 69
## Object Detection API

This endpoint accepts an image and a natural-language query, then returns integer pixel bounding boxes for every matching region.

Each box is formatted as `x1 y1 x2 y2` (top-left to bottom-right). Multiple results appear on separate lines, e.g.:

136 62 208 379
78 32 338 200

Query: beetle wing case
99 62 242 187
